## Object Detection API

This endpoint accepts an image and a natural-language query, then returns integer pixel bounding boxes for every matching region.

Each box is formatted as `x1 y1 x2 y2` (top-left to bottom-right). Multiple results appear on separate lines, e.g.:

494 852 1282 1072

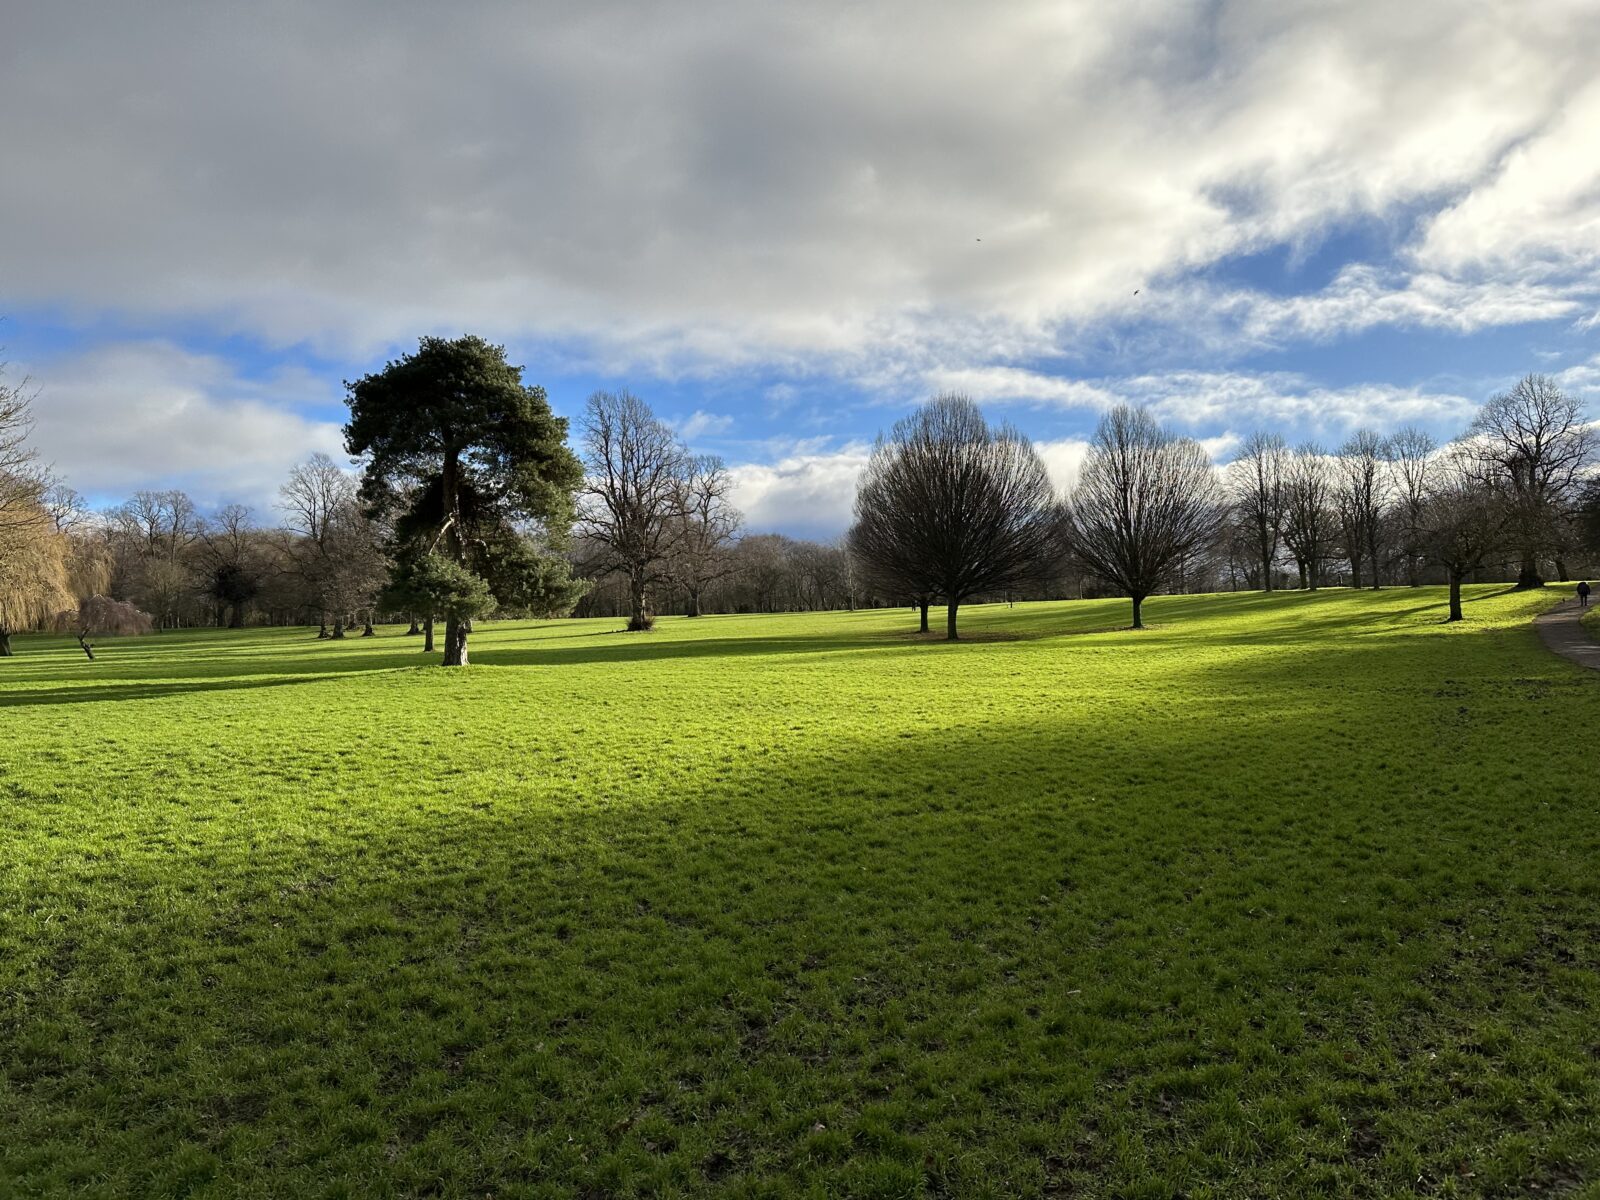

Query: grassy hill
2 587 1597 1198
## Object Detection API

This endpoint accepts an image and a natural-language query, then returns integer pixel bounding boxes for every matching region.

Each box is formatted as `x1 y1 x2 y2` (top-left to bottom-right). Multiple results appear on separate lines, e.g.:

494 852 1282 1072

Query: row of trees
4 339 1595 661
1225 375 1596 597
847 376 1599 637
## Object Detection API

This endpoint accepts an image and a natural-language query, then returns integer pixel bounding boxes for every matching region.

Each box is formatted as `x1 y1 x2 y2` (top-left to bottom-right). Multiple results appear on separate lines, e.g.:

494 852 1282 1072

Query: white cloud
22 341 346 510
2 1 1597 376
727 442 872 541
674 409 734 439
900 364 1480 437
922 367 1119 411
1033 438 1093 493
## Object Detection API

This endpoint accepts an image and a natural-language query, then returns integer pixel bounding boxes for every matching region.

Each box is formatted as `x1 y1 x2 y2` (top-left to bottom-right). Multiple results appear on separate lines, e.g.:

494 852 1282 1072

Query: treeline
845 375 1599 636
3 340 1597 660
1219 375 1597 596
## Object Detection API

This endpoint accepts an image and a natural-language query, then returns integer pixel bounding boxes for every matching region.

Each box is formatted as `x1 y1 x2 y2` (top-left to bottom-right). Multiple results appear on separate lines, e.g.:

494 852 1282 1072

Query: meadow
1 586 1597 1199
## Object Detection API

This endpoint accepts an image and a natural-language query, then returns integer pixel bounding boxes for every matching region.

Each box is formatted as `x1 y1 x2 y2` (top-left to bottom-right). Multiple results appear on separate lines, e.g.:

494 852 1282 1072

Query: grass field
2 587 1598 1199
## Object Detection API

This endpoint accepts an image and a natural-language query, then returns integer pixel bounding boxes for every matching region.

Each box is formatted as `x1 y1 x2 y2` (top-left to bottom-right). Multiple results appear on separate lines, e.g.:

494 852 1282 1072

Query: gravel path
1534 598 1600 673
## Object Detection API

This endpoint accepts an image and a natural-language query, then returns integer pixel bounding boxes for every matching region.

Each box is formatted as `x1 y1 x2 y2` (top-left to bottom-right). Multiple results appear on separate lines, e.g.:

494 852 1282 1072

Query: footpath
1534 599 1600 673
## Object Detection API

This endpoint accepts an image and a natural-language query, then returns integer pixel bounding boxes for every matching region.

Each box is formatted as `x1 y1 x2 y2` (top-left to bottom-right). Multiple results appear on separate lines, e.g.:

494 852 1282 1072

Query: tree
0 370 76 655
1065 405 1222 629
1469 374 1596 588
280 453 360 637
1 364 45 537
345 336 582 666
1230 431 1289 591
1335 430 1388 590
577 390 690 631
194 504 264 628
1579 475 1600 558
669 455 741 618
1386 426 1436 587
1415 445 1515 622
849 394 1059 640
1281 443 1334 590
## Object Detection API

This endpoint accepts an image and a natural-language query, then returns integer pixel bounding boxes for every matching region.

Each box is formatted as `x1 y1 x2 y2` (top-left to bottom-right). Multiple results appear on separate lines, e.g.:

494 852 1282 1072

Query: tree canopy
344 335 584 665
849 394 1059 640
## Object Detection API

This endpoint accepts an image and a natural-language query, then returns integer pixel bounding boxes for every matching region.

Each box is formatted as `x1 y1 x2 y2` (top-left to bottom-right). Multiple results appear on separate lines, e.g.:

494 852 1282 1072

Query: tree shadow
4 667 1595 1195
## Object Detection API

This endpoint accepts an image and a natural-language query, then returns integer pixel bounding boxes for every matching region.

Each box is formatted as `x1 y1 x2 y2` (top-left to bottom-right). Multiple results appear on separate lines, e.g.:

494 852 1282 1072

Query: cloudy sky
4 0 1599 538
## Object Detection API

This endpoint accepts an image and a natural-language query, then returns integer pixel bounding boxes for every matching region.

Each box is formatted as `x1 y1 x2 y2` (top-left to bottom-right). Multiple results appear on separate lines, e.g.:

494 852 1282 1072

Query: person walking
1579 580 1592 609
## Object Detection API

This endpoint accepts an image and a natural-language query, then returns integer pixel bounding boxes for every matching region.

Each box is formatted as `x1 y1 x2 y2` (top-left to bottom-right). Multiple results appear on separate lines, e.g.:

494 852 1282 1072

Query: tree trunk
1349 555 1363 591
1555 558 1570 583
423 616 435 653
331 618 346 639
443 616 469 666
945 601 959 641
1516 554 1543 589
627 572 650 631
0 629 11 657
362 621 375 637
1447 573 1464 622
685 589 701 618
918 599 930 633
405 616 421 636
1131 593 1146 629
317 620 330 639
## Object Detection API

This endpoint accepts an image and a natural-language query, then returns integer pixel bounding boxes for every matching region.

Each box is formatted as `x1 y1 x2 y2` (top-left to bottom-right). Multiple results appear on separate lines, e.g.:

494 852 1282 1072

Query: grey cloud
21 341 346 510
5 1 1599 374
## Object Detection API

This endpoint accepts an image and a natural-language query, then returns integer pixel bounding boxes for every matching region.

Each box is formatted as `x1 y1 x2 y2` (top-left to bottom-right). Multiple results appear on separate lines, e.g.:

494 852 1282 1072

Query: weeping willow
0 504 74 656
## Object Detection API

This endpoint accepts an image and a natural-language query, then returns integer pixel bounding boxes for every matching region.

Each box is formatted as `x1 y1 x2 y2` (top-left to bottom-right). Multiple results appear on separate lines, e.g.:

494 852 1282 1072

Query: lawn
1 587 1597 1199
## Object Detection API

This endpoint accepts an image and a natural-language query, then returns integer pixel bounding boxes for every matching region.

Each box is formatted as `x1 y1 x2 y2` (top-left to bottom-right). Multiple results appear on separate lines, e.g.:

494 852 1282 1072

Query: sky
3 0 1599 541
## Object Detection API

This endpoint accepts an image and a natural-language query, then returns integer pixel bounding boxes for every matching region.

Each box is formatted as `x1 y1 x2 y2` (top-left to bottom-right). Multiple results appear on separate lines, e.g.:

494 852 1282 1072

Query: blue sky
4 2 1598 540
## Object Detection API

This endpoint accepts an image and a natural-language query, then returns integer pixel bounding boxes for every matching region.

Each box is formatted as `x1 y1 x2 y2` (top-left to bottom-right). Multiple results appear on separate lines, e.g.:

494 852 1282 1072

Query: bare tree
280 453 364 636
1230 431 1289 591
670 455 741 617
1415 445 1516 621
1281 443 1334 590
1 364 46 537
848 394 1059 640
42 481 89 534
113 489 201 564
1066 405 1221 629
1335 430 1388 590
1387 426 1436 586
1469 374 1596 587
194 504 264 628
578 390 690 631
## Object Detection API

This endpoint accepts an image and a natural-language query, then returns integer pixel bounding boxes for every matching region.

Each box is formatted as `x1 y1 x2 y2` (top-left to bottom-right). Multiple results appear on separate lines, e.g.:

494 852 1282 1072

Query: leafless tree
1064 405 1222 628
1335 430 1389 590
42 481 89 534
848 394 1059 640
112 489 201 565
1415 444 1516 621
1 364 46 537
669 455 741 617
1469 374 1596 587
1230 431 1289 591
280 453 382 636
1281 443 1335 589
1387 426 1436 586
577 390 690 631
193 504 266 628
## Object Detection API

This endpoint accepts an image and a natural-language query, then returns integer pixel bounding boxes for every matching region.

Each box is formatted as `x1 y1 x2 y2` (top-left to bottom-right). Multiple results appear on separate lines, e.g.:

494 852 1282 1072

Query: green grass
2 587 1598 1199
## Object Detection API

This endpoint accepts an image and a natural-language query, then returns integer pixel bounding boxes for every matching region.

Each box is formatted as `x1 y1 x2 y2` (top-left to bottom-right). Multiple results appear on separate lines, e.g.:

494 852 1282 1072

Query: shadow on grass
4 680 1596 1197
